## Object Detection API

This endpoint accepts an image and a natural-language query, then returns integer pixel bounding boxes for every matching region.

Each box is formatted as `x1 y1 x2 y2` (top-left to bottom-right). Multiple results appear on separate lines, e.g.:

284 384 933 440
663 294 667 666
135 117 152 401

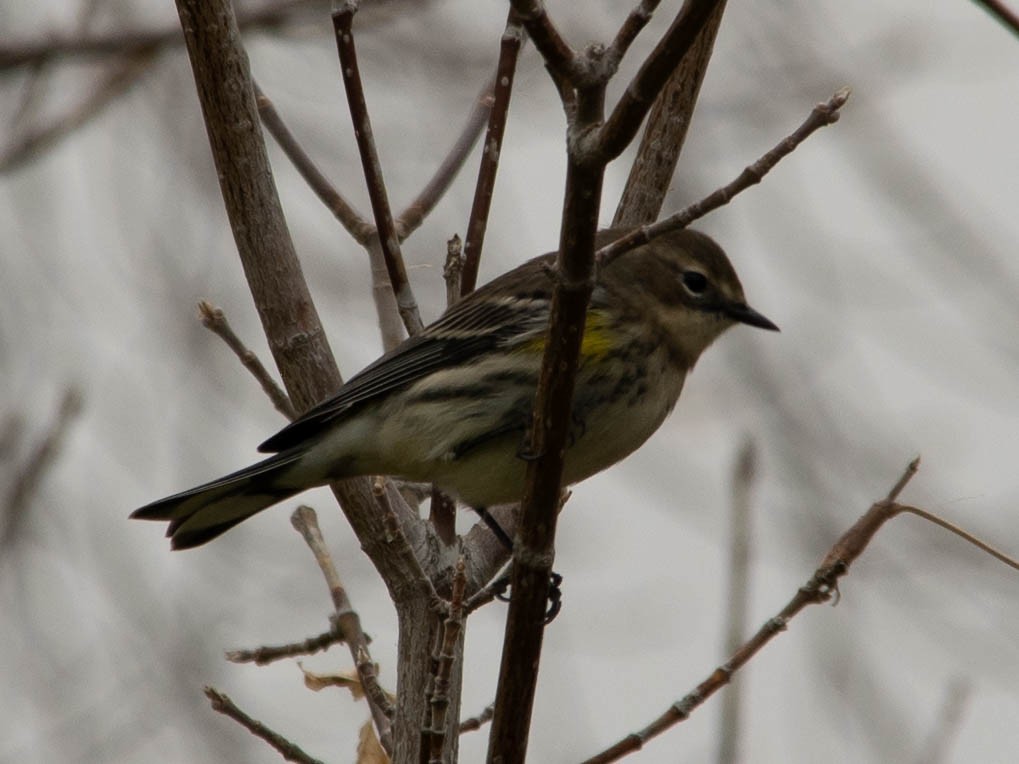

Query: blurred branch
613 0 727 225
598 87 851 268
291 505 394 750
0 51 155 174
0 0 321 70
970 0 1019 37
2 387 82 549
583 457 1019 763
461 10 524 295
716 439 756 764
913 678 972 764
198 301 297 421
204 687 325 764
331 4 423 336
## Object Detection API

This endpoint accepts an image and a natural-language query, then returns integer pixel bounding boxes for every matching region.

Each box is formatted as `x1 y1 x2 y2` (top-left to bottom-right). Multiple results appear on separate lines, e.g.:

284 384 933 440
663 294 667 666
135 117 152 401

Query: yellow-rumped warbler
132 227 777 549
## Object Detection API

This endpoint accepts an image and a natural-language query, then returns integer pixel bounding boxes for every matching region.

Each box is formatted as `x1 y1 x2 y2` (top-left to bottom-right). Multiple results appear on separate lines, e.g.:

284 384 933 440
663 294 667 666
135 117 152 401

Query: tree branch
331 4 423 336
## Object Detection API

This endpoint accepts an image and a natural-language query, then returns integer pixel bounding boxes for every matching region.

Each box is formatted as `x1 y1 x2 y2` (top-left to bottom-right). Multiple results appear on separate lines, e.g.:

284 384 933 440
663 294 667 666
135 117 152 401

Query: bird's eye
682 270 709 296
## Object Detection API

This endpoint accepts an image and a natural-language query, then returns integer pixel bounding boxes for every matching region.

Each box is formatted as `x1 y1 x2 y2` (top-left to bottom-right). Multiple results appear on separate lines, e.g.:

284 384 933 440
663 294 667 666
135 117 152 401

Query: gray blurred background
2 1 1018 762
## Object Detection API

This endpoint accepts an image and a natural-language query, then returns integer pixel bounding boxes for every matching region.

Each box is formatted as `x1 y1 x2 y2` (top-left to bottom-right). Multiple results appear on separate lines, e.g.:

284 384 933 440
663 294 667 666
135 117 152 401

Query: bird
131 227 777 550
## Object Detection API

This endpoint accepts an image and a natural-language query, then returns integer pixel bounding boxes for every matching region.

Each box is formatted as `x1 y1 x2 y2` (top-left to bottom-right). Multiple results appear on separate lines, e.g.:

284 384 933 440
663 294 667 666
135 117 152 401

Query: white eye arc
682 270 709 296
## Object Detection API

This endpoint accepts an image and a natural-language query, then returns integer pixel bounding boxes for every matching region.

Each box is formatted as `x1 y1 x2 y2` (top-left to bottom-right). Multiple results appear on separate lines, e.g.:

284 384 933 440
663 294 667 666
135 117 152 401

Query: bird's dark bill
726 303 779 331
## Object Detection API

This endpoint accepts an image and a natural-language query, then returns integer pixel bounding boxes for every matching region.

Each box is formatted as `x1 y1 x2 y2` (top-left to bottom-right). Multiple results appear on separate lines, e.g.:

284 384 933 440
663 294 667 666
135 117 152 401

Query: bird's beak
726 302 779 331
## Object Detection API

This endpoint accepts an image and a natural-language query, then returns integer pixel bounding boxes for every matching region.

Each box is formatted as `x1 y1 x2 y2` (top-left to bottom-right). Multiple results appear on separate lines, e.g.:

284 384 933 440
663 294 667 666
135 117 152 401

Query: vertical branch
486 82 607 762
613 0 728 226
332 3 423 336
716 439 756 764
461 11 524 296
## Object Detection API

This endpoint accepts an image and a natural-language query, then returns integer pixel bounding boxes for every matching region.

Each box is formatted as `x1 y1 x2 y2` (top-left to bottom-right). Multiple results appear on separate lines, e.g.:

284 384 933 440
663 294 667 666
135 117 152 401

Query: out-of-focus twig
716 439 756 764
2 387 83 549
0 0 321 70
0 52 155 174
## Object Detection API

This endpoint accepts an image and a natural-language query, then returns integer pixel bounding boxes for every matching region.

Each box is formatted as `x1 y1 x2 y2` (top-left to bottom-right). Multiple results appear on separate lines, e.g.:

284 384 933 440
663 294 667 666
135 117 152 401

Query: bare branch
598 87 851 268
598 0 724 161
254 82 374 244
583 457 1019 762
331 5 423 336
612 0 727 226
397 76 495 240
226 627 346 666
204 686 326 764
604 0 663 73
507 0 577 81
461 11 525 295
290 506 395 749
198 301 297 421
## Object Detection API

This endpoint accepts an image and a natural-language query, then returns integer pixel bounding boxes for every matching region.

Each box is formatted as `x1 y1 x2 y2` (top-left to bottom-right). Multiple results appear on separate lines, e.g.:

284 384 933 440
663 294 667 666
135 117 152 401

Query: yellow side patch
518 311 616 360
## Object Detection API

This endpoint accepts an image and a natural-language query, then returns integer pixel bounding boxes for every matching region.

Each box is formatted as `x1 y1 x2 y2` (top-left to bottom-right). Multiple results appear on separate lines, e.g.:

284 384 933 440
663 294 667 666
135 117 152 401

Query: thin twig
443 234 464 308
253 82 374 244
290 506 395 749
397 75 496 239
461 10 524 295
226 626 346 666
507 0 576 81
198 301 297 421
604 0 663 73
612 0 727 226
598 87 852 268
332 5 423 336
204 686 326 764
597 0 723 161
583 456 1019 763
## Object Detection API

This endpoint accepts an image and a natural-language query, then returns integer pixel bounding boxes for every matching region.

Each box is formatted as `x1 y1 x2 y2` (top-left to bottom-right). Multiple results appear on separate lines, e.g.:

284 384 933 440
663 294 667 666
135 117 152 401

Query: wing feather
258 254 554 453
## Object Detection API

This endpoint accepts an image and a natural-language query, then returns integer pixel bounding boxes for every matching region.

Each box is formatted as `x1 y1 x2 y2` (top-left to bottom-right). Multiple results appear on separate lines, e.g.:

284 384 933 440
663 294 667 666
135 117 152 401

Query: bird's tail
130 450 311 550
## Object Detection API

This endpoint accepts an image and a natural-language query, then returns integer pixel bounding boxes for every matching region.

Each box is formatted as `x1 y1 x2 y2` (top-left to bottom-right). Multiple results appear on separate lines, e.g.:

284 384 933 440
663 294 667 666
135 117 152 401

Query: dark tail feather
131 450 307 550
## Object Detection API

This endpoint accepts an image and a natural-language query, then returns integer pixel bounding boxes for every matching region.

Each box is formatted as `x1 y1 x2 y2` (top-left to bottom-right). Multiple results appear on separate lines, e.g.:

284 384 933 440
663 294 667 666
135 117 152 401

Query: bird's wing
257 254 554 453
